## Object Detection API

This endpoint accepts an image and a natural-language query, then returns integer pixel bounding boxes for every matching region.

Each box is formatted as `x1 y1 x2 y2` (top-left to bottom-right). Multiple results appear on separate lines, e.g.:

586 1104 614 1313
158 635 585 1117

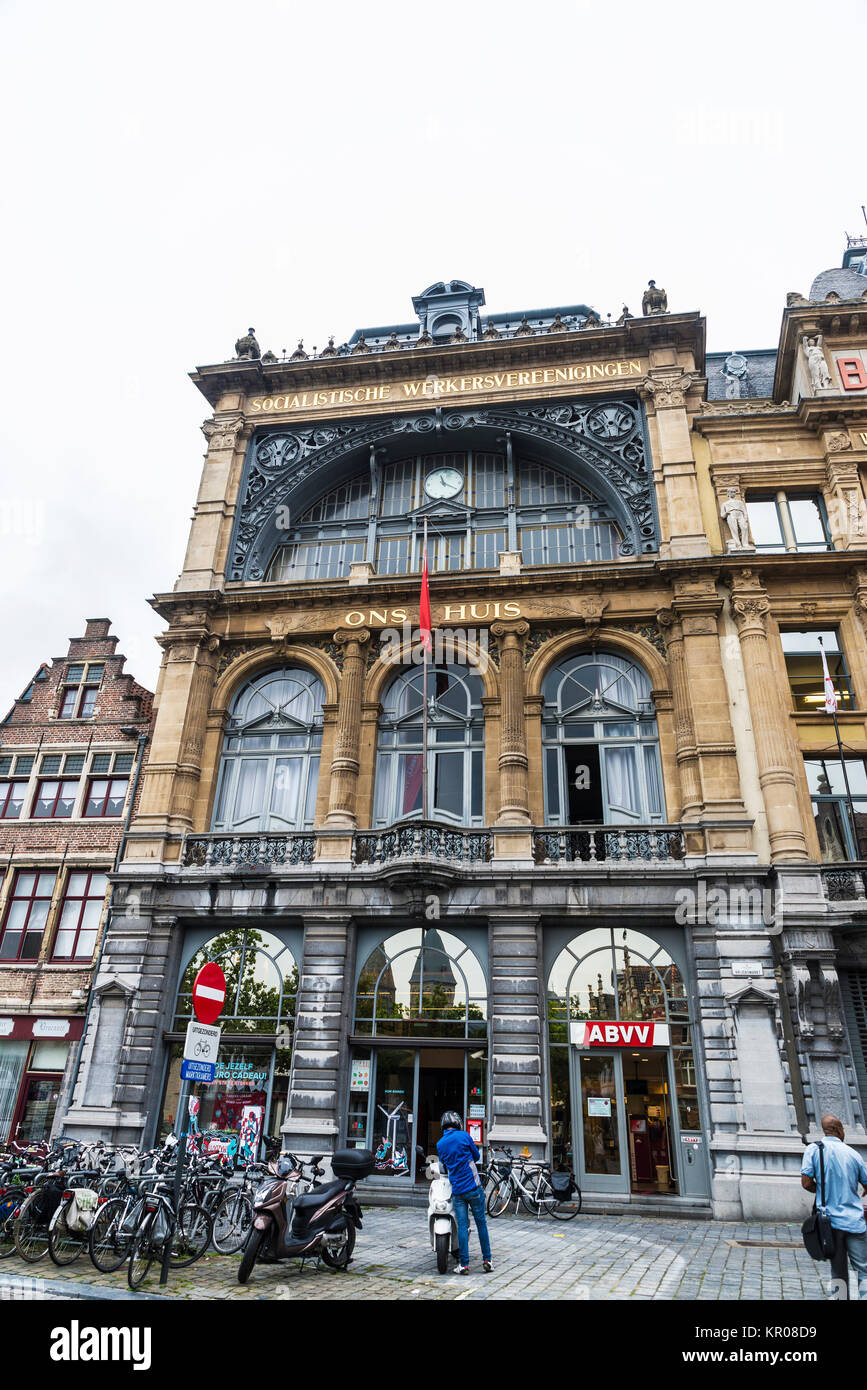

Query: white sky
1 0 864 712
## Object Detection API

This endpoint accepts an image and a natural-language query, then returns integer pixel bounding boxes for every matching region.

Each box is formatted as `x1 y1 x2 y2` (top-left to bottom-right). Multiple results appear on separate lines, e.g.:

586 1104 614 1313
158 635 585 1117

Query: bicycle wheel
0 1199 21 1258
48 1203 87 1266
211 1189 253 1254
169 1202 212 1268
486 1177 513 1217
127 1216 154 1291
13 1193 50 1262
519 1170 557 1218
550 1184 582 1219
90 1198 136 1272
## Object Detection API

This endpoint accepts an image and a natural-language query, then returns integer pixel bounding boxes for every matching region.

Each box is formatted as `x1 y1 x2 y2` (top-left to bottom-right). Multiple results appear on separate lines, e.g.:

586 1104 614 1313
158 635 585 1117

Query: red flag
419 547 432 652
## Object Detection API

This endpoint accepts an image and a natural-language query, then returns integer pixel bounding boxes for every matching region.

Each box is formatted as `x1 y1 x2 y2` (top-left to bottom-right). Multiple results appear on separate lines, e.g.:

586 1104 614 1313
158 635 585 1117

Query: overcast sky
1 0 864 713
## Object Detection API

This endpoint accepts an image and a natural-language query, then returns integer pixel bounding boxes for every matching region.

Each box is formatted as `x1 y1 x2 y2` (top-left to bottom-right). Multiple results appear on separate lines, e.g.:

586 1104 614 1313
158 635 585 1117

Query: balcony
181 832 315 870
353 821 493 866
533 825 686 865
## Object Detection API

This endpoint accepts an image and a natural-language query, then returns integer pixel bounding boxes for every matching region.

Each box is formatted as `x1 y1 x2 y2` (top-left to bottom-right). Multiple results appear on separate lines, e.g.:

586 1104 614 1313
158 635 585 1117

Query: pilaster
642 369 710 559
487 916 546 1154
282 919 353 1154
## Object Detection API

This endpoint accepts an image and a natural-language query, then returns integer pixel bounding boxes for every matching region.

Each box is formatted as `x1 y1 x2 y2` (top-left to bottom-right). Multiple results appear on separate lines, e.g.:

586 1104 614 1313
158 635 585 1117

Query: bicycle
127 1179 211 1291
485 1147 582 1220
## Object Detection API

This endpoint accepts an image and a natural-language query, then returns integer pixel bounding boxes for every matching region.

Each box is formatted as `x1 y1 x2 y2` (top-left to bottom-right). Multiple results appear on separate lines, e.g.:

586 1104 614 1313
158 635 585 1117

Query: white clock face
424 467 464 500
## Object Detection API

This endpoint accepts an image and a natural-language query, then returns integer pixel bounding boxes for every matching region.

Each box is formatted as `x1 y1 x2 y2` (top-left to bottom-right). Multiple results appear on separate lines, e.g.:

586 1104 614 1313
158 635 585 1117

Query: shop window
0 1041 29 1140
0 870 57 961
52 870 108 960
373 665 484 827
58 663 104 720
161 928 298 1154
212 668 323 833
781 629 854 711
745 493 831 553
355 927 487 1039
805 756 867 860
542 651 663 825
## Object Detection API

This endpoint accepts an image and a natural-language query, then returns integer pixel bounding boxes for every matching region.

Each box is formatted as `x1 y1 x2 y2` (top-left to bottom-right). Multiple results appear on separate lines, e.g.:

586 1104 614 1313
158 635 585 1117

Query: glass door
574 1052 628 1194
371 1048 416 1179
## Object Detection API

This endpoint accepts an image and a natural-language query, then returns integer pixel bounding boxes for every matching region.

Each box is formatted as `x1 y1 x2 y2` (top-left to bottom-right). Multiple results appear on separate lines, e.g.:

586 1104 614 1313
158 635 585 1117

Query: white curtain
604 747 641 820
0 1043 29 1138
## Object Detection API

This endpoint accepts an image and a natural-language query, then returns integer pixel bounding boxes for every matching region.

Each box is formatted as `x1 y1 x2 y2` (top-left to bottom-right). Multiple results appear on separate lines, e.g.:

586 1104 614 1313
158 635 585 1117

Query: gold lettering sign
344 601 522 627
250 360 643 415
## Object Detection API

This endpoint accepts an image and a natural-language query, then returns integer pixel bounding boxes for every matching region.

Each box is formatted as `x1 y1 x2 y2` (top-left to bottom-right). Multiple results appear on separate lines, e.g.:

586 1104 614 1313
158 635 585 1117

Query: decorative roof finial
234 327 260 360
320 335 337 357
641 280 668 316
290 340 307 360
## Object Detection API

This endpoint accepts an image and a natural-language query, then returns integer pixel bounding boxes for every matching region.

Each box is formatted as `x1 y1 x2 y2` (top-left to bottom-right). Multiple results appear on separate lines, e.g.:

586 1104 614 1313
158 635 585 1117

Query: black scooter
237 1147 374 1283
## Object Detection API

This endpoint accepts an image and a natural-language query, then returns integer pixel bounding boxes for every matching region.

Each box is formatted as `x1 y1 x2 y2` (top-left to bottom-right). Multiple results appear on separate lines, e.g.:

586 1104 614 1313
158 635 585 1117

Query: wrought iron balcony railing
533 825 686 865
181 832 315 870
353 821 493 866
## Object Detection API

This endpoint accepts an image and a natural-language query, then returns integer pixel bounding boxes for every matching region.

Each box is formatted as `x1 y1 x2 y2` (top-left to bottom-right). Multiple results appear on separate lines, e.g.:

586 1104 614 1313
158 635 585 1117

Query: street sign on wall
181 1059 216 1083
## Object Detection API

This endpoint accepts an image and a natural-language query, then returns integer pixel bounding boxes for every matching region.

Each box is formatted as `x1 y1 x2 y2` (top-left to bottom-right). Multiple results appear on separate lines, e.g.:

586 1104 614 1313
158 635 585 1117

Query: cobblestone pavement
0 1208 840 1301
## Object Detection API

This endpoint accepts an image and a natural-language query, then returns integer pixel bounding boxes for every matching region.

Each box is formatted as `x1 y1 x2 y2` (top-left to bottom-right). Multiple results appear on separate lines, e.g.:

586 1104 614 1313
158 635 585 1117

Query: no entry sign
192 962 227 1025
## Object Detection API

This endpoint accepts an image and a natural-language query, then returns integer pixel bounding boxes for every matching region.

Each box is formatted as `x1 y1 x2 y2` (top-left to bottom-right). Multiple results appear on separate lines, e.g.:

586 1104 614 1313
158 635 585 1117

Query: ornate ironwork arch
229 396 656 581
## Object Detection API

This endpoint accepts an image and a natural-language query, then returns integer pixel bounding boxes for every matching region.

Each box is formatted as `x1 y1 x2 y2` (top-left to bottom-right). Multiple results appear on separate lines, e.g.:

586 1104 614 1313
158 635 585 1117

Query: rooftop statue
641 280 668 316
234 327 260 360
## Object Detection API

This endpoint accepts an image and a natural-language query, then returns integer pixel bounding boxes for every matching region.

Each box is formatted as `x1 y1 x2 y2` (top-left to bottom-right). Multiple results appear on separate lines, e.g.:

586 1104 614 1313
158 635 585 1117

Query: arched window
264 449 623 582
355 927 487 1038
542 651 664 824
547 927 688 1031
212 668 323 832
373 664 485 826
162 928 299 1152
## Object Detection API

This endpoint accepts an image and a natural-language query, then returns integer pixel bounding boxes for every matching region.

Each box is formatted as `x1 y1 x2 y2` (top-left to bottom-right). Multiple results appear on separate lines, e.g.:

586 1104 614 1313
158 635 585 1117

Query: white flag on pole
820 644 838 713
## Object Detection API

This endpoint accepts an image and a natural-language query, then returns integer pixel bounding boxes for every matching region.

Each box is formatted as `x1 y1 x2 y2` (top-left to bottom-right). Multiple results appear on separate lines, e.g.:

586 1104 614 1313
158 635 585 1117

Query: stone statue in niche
234 327 260 360
803 335 832 392
642 280 668 315
720 487 753 551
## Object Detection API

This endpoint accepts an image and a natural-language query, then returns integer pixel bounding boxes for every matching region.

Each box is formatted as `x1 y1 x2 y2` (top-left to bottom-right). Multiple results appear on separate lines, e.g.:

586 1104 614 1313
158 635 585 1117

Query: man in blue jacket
436 1111 492 1275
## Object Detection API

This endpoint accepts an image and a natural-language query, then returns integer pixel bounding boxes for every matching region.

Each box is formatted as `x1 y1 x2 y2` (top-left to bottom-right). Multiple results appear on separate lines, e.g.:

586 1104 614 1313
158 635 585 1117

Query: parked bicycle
485 1146 581 1220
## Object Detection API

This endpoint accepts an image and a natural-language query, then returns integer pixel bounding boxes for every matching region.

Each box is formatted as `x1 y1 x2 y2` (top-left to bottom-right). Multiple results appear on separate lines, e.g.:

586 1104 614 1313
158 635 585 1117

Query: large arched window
547 927 688 1031
355 927 487 1038
212 667 323 832
174 928 298 1034
542 651 663 824
264 450 623 581
373 664 485 826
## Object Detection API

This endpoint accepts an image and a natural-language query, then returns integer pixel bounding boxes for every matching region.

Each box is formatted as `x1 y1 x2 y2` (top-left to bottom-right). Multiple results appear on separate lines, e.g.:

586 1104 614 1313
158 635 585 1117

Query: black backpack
30 1178 63 1226
801 1142 835 1261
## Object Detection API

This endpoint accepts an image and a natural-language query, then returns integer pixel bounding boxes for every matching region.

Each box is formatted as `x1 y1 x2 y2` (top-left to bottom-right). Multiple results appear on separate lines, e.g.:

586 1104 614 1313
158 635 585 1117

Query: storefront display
0 1021 82 1144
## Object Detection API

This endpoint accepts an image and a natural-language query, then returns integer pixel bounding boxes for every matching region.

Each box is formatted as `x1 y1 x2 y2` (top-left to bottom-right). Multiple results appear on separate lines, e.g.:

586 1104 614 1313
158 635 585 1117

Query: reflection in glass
580 1055 621 1175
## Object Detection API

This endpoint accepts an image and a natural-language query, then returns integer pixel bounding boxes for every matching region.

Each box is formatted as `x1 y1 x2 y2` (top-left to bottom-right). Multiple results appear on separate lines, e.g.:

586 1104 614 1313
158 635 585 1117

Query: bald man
801 1114 867 1300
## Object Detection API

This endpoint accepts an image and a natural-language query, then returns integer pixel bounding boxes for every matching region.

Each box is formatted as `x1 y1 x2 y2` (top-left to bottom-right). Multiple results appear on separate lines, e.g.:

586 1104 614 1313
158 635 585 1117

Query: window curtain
604 747 641 820
0 1042 29 1137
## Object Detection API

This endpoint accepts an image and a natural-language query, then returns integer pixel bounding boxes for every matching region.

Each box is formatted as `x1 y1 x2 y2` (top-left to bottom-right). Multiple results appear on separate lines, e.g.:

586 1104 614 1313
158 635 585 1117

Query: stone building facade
65 253 867 1218
0 619 152 1144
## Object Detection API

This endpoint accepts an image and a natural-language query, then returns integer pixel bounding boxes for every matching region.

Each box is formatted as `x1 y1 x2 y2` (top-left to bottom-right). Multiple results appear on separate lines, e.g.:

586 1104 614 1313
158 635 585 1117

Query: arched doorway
347 926 488 1180
547 927 708 1200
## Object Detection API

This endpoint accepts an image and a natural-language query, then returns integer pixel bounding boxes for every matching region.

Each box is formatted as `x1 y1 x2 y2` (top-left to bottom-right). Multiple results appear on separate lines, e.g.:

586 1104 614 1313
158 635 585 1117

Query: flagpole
421 516 429 822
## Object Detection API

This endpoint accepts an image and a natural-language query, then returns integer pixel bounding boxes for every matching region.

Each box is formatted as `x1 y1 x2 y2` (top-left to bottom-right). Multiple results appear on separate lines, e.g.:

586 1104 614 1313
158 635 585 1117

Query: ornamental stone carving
730 595 770 632
202 417 243 450
234 328 260 360
641 280 668 315
575 593 608 637
641 372 696 409
803 334 832 392
825 431 852 452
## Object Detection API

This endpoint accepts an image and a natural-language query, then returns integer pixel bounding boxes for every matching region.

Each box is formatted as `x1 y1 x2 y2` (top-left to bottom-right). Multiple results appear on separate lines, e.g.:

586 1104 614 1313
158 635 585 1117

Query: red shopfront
0 1016 84 1144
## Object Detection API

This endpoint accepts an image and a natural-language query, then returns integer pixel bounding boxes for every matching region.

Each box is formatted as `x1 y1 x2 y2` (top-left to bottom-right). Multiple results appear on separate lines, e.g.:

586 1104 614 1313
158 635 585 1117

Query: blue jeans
828 1227 867 1300
453 1184 491 1267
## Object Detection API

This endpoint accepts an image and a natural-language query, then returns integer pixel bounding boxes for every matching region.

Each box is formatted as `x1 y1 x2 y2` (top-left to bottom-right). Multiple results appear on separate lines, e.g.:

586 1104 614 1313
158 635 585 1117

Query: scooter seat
292 1179 346 1219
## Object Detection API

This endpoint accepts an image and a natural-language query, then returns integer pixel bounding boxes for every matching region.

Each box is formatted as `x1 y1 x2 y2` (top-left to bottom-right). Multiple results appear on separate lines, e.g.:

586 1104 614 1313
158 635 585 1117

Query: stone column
282 918 352 1158
729 574 809 861
487 916 547 1158
326 629 370 827
656 607 702 821
641 369 710 559
491 619 530 825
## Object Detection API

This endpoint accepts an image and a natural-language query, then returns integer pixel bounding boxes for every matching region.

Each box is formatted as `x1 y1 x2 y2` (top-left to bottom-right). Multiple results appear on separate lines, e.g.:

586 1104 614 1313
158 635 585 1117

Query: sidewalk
0 1208 834 1301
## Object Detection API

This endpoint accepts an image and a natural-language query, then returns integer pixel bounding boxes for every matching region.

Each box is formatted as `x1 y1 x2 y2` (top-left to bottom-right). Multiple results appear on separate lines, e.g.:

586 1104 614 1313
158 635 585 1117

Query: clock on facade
424 467 464 500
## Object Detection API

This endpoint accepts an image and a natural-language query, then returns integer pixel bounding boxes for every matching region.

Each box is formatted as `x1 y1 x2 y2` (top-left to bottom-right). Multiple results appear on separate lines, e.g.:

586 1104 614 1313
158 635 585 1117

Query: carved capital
490 619 529 645
656 607 683 644
202 415 244 451
333 628 371 648
731 595 770 632
640 371 697 410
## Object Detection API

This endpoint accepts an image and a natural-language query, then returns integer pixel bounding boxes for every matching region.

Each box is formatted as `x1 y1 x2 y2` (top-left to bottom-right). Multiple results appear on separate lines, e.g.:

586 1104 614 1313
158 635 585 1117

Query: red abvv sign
571 1021 670 1047
192 962 227 1025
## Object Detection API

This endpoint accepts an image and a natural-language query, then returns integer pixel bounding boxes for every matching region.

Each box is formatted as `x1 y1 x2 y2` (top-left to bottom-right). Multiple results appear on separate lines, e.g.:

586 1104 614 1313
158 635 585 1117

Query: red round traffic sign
192 962 227 1025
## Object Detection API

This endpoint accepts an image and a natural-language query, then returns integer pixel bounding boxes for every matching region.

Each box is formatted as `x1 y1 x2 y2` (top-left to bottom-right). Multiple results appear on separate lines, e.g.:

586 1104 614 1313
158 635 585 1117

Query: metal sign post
159 965 225 1286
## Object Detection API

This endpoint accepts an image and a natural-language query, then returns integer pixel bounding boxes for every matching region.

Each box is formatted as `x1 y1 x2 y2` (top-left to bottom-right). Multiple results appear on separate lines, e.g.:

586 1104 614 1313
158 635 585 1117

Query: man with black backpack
801 1113 867 1300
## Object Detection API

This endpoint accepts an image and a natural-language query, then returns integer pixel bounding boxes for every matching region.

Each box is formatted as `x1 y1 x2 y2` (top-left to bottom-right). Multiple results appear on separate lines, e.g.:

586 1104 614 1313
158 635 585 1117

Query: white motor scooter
425 1154 459 1274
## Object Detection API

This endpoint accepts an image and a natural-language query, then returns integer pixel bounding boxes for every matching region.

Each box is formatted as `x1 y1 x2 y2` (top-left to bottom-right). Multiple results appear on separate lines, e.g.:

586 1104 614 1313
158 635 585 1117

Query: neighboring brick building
0 618 152 1144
